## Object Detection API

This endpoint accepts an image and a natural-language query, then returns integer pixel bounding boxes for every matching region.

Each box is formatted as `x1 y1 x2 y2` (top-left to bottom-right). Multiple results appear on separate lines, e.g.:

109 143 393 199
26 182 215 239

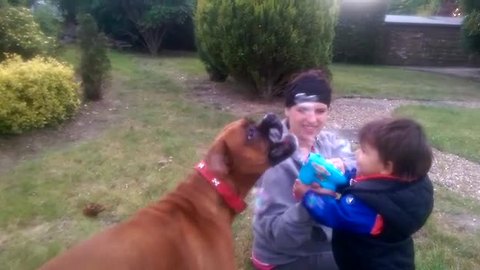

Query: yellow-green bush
0 7 55 60
0 54 80 134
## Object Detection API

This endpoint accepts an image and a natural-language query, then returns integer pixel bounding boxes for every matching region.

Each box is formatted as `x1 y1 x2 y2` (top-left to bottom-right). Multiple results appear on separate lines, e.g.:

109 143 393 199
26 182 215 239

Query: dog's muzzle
258 113 297 165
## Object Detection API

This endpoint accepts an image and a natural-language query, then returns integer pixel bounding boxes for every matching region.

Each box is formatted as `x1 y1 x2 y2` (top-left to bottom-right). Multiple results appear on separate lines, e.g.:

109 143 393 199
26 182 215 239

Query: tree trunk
140 27 166 55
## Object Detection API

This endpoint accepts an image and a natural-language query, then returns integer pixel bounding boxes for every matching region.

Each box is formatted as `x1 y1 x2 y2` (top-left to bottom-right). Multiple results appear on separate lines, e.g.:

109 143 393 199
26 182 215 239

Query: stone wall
377 24 480 67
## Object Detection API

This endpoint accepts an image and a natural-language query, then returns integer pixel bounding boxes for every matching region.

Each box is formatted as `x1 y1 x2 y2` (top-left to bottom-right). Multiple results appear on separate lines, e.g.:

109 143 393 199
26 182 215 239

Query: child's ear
382 161 394 175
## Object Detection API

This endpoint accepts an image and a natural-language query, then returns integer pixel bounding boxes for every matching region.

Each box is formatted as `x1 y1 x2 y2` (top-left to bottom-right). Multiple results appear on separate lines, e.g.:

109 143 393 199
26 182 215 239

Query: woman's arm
253 166 323 252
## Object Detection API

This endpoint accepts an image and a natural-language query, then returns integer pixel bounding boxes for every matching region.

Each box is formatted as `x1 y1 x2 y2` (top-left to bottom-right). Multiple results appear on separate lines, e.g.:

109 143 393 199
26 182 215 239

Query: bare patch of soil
186 76 284 117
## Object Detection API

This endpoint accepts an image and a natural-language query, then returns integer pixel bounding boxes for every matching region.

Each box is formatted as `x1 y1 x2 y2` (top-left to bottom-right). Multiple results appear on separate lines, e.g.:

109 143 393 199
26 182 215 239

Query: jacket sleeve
253 168 328 251
301 191 383 235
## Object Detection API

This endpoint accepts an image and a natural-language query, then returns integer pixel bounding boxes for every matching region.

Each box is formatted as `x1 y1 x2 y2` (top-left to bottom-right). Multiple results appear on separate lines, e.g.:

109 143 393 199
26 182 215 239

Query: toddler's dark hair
359 118 433 180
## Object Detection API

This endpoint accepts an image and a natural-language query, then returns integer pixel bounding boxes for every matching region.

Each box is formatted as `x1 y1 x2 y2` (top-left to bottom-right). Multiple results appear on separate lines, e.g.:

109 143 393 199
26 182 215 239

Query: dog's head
204 113 296 197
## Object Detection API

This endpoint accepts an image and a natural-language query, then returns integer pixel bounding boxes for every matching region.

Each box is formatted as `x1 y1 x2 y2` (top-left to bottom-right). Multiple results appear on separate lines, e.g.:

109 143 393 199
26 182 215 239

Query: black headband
285 76 332 108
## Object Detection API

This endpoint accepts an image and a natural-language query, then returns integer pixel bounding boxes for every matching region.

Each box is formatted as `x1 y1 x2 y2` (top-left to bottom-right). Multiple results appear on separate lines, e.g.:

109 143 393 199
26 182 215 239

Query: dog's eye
247 126 257 141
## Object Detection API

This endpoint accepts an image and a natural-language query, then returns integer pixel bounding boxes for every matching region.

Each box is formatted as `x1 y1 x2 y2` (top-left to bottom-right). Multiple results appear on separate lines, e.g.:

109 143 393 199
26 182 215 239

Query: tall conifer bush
78 13 110 101
195 0 338 98
195 0 229 82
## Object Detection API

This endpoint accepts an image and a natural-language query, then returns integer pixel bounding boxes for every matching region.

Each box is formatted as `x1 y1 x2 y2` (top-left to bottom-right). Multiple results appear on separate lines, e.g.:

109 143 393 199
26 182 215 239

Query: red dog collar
195 161 247 213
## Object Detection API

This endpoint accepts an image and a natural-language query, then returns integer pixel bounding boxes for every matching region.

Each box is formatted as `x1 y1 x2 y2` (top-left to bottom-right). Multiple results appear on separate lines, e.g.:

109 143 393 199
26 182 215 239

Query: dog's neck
194 161 247 214
175 165 258 223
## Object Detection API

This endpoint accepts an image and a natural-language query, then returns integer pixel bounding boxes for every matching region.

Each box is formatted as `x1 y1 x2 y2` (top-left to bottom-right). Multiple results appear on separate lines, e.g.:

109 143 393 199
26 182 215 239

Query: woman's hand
293 179 310 201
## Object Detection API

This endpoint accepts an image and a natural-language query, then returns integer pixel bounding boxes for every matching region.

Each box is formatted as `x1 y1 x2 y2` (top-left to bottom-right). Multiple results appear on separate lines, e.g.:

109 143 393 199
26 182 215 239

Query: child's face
355 142 392 177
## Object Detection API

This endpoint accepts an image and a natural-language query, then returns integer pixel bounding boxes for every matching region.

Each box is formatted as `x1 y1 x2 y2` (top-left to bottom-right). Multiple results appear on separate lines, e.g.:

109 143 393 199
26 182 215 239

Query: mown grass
415 187 480 270
331 64 480 101
395 105 480 163
1 49 479 270
0 49 234 269
393 105 480 269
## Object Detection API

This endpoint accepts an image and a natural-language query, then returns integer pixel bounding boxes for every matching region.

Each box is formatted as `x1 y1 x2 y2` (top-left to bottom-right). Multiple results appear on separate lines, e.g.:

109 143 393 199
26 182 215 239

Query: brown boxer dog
38 113 296 270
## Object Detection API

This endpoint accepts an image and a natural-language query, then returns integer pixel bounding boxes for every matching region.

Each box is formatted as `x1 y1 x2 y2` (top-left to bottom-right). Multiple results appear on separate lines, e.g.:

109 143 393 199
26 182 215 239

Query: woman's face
285 102 328 145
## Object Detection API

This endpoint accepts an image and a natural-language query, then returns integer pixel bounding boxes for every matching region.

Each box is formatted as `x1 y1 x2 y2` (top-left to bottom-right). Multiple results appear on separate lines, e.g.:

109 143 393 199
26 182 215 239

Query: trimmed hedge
0 7 54 60
195 0 338 98
0 55 80 134
194 0 229 82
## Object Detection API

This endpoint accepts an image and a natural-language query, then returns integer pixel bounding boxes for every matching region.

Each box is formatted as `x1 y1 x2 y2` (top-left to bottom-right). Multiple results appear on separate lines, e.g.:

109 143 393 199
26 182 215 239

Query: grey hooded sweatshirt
252 122 356 266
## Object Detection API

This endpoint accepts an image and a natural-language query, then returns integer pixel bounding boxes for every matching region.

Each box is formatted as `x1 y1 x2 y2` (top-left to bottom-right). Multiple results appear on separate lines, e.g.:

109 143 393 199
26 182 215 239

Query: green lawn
1 50 480 270
415 187 480 270
0 50 235 269
394 105 480 269
331 64 480 101
395 105 480 163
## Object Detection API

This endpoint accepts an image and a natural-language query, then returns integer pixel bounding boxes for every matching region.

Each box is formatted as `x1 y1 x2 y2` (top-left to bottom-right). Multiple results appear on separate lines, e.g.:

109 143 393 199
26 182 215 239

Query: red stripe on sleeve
371 214 384 236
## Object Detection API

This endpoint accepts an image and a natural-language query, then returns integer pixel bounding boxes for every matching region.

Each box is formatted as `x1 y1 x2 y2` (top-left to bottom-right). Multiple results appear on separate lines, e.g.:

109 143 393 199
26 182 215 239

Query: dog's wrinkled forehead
218 114 295 167
257 113 284 143
257 113 297 166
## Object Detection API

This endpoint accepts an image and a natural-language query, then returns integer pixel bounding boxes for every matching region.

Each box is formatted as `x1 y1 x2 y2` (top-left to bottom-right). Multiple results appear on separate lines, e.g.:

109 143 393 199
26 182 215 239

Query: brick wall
377 24 480 66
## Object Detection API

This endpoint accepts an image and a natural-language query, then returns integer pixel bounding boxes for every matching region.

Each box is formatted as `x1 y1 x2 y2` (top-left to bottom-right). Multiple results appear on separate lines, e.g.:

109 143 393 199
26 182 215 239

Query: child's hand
309 182 338 197
293 180 337 201
326 158 345 173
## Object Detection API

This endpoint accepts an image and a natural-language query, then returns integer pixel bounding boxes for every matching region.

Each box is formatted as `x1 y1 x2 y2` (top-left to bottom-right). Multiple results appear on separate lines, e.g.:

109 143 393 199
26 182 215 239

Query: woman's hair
288 69 330 85
359 118 433 180
284 69 332 108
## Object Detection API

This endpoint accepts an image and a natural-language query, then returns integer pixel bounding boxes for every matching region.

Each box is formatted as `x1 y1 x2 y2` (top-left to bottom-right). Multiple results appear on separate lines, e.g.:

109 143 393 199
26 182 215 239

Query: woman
251 69 356 270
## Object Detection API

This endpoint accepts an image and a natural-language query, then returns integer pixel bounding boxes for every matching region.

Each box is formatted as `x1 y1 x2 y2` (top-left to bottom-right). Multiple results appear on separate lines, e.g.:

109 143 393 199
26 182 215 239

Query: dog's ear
268 134 297 165
204 139 230 176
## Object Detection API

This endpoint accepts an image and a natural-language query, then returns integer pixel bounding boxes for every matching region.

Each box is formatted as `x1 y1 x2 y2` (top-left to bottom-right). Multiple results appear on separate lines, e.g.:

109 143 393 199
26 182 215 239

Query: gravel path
327 98 480 201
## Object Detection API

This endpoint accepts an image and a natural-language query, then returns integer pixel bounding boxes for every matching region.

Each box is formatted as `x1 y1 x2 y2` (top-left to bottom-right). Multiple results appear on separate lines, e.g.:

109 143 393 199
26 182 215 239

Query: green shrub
163 16 196 51
195 0 229 82
33 3 63 38
0 7 54 60
333 0 389 64
461 0 480 53
0 0 31 8
462 0 480 12
0 54 80 134
78 13 111 101
6 0 30 6
0 0 9 8
196 0 338 98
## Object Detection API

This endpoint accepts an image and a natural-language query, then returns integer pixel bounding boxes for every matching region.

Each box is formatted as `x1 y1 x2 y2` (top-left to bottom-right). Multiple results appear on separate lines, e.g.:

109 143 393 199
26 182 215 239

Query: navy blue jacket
302 175 434 270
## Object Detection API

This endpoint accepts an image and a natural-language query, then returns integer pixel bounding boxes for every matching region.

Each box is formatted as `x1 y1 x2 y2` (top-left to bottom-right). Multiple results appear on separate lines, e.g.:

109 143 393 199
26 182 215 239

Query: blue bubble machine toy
298 153 352 192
